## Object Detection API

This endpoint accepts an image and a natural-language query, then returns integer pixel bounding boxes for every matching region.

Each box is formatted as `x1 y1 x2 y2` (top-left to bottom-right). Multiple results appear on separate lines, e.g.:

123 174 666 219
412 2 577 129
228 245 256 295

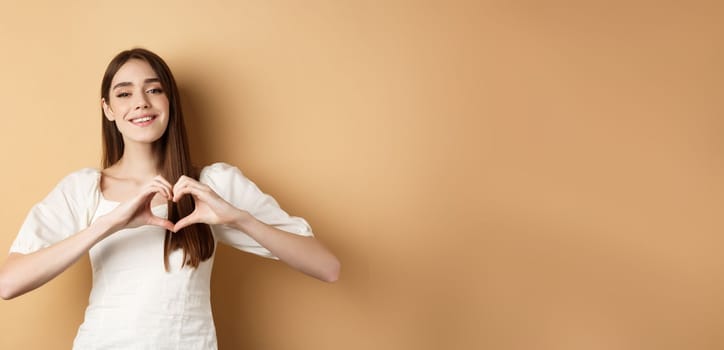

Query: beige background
0 1 722 349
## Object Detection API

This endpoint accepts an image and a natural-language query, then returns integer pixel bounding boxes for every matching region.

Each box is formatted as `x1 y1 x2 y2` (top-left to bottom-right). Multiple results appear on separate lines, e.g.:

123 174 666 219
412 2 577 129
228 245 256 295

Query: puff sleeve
8 168 101 255
200 163 314 259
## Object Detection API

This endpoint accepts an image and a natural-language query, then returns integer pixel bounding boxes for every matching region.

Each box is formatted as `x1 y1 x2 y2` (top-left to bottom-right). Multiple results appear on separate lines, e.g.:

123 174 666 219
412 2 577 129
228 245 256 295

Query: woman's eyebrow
112 78 161 90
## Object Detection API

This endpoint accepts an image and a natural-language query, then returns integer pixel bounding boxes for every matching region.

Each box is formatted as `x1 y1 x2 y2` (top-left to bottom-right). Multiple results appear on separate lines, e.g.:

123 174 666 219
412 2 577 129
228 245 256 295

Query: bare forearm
0 218 114 300
231 211 340 282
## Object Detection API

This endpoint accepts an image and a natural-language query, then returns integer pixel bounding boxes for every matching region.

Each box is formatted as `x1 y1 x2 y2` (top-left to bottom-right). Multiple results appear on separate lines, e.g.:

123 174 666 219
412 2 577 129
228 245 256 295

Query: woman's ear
101 98 115 121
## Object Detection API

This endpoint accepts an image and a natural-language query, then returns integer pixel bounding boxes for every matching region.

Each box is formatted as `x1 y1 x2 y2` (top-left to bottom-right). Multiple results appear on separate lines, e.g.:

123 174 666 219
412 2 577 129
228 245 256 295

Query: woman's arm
173 175 341 282
230 211 340 282
0 176 175 300
0 218 114 300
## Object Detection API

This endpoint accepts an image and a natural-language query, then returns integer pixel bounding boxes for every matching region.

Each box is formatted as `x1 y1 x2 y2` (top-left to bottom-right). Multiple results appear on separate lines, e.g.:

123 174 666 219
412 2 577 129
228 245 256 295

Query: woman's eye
148 88 163 94
116 92 130 98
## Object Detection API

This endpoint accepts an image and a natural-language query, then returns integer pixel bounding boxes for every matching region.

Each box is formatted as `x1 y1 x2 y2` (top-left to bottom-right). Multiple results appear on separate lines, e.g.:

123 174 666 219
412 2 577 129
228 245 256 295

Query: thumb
174 212 200 233
149 217 175 232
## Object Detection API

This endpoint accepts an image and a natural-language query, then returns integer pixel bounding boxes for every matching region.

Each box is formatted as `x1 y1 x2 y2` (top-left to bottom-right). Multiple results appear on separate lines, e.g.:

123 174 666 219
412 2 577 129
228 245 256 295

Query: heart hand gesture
171 175 242 232
101 176 176 234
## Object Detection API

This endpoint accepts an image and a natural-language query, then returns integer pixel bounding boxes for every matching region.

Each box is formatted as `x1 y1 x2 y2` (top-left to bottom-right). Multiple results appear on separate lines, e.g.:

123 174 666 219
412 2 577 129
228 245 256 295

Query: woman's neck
114 142 161 180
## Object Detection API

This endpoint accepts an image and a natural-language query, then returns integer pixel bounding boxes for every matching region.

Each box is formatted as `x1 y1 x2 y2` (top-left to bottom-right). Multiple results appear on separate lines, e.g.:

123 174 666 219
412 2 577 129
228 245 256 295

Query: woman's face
102 59 170 146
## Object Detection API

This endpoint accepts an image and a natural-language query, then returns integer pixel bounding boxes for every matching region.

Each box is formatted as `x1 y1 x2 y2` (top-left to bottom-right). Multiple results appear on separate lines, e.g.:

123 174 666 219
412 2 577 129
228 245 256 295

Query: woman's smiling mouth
130 115 157 126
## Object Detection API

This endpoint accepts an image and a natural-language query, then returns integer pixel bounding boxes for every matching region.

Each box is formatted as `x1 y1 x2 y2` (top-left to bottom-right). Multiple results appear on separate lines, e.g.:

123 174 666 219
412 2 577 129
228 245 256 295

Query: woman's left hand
172 175 246 232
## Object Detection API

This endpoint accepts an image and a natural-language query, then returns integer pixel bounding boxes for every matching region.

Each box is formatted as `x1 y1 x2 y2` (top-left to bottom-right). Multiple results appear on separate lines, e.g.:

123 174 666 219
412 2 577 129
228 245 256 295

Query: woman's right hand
0 175 176 300
98 175 175 235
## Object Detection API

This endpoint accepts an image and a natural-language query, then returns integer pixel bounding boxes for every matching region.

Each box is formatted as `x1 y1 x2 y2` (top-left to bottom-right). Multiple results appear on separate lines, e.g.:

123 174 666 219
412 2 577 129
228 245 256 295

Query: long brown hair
100 48 214 270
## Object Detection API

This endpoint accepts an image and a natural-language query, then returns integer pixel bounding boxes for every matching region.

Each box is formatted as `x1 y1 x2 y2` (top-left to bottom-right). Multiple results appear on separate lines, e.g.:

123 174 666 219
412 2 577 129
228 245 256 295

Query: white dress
9 163 314 350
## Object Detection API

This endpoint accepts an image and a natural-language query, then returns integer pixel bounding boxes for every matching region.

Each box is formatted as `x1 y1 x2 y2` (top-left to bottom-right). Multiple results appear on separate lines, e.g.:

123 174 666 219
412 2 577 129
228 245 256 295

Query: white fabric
9 162 314 350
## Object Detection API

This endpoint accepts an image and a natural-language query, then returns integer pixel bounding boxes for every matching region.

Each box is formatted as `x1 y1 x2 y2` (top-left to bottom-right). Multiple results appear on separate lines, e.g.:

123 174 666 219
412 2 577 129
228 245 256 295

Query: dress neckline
98 193 168 210
95 169 168 210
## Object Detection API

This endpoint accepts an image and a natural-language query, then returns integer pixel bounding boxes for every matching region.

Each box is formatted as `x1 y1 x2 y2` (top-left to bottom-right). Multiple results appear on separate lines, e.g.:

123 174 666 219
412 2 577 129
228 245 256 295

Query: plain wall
1 1 723 349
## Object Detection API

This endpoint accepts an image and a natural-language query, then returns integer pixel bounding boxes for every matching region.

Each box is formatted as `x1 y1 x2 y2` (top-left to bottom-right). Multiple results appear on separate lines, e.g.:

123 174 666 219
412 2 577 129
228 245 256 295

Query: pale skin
0 59 340 300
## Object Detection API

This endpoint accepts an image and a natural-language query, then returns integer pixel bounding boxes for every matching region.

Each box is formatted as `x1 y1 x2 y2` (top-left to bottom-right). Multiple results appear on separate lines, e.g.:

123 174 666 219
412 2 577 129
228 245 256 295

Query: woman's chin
122 134 166 146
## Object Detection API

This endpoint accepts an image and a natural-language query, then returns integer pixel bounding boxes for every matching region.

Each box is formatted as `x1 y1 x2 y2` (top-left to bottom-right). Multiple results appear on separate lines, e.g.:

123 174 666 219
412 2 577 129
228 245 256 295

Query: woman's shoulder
198 162 251 189
55 167 100 183
65 167 102 178
198 162 245 178
54 167 101 194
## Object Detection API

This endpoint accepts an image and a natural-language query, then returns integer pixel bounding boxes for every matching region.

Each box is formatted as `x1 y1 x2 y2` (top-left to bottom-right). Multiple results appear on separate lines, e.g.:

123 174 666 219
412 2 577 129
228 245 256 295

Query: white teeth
132 116 154 123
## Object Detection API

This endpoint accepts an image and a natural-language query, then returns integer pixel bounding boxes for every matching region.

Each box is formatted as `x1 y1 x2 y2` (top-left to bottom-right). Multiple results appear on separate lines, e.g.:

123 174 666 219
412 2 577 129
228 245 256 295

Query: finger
151 180 172 201
173 182 207 202
172 185 190 202
173 212 200 232
153 176 174 199
173 175 204 196
154 175 174 189
172 175 191 196
148 216 175 232
133 184 161 204
146 183 172 203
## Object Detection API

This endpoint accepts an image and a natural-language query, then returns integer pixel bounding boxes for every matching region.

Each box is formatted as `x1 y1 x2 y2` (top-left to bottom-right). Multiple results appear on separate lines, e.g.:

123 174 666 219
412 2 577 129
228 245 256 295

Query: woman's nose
134 94 150 109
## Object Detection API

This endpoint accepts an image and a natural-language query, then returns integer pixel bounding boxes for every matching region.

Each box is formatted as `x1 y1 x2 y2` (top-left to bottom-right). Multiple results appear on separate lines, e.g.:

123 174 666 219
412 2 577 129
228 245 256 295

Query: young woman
0 48 340 349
